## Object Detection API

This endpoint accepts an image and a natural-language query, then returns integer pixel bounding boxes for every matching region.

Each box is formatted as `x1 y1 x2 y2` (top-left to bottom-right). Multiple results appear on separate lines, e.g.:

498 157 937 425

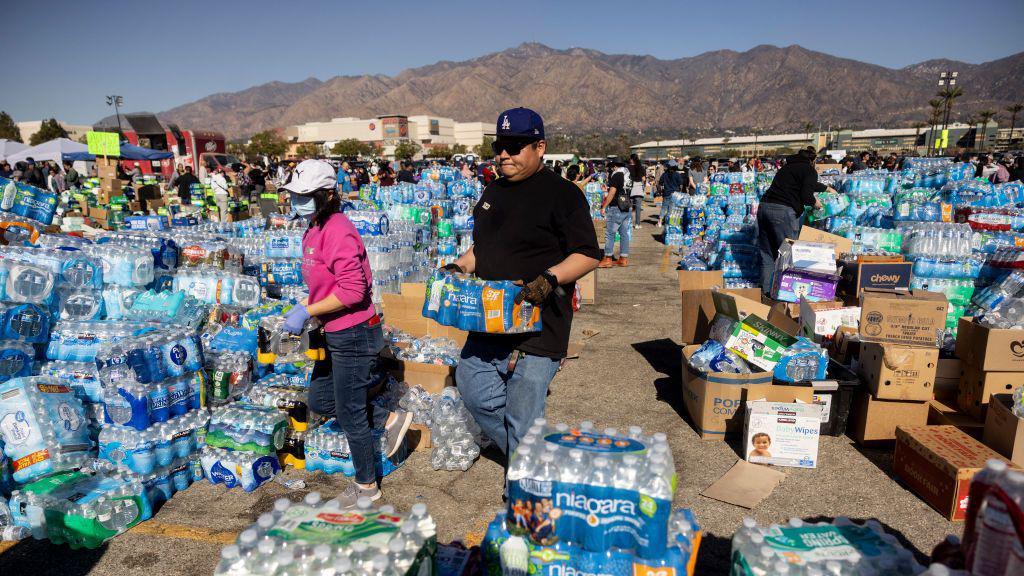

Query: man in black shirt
397 162 416 184
175 165 200 205
756 146 833 294
446 107 600 459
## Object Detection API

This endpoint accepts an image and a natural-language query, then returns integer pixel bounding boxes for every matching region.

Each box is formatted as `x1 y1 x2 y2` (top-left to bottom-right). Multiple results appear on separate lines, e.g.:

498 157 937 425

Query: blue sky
4 0 1022 124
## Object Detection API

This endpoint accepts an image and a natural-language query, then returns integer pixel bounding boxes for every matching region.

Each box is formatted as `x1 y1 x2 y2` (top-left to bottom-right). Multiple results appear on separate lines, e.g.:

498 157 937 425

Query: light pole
937 71 958 154
105 95 124 134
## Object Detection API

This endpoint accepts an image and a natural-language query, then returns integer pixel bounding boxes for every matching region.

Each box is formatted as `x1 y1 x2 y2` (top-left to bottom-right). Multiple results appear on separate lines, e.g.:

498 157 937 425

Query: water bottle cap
373 554 390 570
257 540 275 554
240 529 259 544
276 550 294 565
314 544 331 559
273 498 291 512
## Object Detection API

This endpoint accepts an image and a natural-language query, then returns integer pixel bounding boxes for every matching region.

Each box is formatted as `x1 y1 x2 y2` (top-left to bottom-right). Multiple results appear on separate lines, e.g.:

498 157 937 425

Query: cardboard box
956 364 1024 420
928 399 985 440
796 227 853 261
828 326 862 366
840 261 913 300
857 343 938 402
680 346 815 440
712 290 800 337
744 401 822 468
799 300 860 341
382 355 456 395
859 290 948 347
678 271 761 345
955 319 1024 372
97 164 118 180
777 241 838 275
578 271 595 304
407 423 432 451
893 425 1013 521
935 358 963 402
381 283 468 345
848 390 929 443
772 269 840 303
724 314 798 372
982 394 1024 466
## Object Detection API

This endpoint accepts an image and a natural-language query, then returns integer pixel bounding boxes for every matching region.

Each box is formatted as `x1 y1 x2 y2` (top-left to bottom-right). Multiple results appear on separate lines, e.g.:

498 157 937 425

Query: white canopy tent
5 138 88 165
0 139 29 161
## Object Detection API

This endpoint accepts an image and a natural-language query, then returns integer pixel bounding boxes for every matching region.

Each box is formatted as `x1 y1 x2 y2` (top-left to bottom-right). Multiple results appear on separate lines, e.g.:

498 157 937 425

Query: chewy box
744 401 822 468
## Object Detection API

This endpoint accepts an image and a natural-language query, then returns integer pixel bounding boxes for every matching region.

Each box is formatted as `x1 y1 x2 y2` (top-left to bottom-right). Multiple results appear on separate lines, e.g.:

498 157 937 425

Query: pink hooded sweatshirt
301 213 375 332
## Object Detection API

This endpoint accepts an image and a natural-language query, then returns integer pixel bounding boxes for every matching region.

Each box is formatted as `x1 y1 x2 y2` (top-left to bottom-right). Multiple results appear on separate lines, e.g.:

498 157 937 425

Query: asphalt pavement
0 202 961 575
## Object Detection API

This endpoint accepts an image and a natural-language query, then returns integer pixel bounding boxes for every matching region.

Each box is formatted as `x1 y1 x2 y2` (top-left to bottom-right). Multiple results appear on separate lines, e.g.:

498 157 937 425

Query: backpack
614 171 631 211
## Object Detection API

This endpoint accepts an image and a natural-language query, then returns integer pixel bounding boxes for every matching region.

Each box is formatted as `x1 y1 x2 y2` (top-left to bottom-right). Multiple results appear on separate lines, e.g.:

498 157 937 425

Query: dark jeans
631 197 644 226
756 202 801 294
307 319 388 485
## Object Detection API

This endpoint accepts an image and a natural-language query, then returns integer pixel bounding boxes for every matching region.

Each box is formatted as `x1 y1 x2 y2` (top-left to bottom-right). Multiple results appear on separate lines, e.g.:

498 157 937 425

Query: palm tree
1006 102 1023 148
911 121 928 154
803 122 814 146
937 86 964 127
927 99 944 154
977 110 998 151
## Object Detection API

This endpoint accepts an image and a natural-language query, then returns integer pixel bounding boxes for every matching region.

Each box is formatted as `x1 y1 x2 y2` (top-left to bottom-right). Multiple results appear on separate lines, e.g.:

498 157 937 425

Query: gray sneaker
384 411 413 457
334 482 382 509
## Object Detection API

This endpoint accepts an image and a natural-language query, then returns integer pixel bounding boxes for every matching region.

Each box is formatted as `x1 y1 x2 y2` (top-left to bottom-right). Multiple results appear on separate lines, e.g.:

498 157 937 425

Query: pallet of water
214 495 436 576
730 517 927 575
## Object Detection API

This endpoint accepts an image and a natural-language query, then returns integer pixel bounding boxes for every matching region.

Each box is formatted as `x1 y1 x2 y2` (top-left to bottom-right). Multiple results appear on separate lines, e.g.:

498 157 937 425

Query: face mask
291 194 316 217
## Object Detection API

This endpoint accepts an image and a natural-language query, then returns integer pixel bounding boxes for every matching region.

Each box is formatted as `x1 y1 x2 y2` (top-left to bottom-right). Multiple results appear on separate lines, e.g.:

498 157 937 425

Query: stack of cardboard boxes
848 290 949 443
88 157 126 228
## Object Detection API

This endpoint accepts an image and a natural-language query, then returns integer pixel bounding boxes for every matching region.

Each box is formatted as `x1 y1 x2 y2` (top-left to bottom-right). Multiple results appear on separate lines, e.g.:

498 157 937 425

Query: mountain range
136 43 1024 139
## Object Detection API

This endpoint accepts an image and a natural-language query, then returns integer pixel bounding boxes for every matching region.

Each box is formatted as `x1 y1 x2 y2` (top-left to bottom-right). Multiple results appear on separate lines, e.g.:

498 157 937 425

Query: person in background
355 166 370 189
598 159 632 268
210 165 231 222
397 161 416 184
129 162 144 183
336 161 353 194
46 163 62 193
446 107 600 462
756 146 832 294
991 156 1011 184
279 159 413 507
656 160 684 228
168 164 184 189
460 162 473 179
564 163 593 191
176 165 199 205
248 162 266 201
627 154 646 229
850 152 869 172
0 161 11 178
1010 156 1024 183
62 161 80 190
22 158 45 188
378 162 396 186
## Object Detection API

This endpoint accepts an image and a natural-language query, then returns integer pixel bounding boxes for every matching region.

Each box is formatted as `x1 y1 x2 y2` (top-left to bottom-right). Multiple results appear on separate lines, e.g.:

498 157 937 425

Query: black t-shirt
471 167 601 358
761 156 825 215
177 173 199 200
249 168 265 186
397 169 415 183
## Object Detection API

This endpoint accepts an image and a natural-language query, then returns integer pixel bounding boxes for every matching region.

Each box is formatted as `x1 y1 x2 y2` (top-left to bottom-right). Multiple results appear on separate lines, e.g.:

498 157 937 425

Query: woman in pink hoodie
279 160 412 508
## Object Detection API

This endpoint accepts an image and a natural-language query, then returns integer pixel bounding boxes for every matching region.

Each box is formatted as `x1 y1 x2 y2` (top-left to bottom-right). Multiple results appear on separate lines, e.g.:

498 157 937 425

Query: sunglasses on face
491 139 539 156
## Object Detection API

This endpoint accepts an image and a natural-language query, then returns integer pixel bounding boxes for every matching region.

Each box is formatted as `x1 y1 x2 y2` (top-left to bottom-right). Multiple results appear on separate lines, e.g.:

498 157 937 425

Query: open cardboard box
983 394 1024 466
678 270 761 345
955 318 1024 372
680 345 814 440
382 283 469 345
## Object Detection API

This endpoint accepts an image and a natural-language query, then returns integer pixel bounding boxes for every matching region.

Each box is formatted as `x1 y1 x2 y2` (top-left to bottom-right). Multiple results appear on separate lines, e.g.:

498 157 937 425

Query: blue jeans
604 206 632 258
307 319 388 485
756 202 802 295
631 197 644 226
456 338 561 457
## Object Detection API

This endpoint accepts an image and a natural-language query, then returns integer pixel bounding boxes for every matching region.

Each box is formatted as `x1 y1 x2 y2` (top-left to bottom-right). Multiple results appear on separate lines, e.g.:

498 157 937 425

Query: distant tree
0 111 21 142
937 86 964 125
474 136 494 158
29 118 68 145
331 138 373 157
1006 102 1023 148
394 140 420 160
977 110 998 151
451 143 468 155
226 141 247 157
295 143 321 158
430 145 454 158
247 130 288 158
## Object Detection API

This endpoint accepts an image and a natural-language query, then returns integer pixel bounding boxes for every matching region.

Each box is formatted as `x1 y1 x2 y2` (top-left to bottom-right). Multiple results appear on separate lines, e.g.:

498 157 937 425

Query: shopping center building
285 114 495 158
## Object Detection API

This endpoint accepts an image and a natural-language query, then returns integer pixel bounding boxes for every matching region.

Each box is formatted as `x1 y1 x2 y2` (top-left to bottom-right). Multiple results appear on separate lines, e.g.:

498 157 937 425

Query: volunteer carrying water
445 108 601 462
279 159 412 508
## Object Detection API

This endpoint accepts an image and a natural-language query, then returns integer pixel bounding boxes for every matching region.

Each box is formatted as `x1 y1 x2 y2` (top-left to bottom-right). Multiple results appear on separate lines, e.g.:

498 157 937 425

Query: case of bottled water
421 270 542 334
206 403 288 455
7 468 152 549
206 351 254 407
959 459 1024 575
241 378 310 431
0 376 91 484
199 446 280 492
506 420 677 559
730 517 926 575
304 419 407 477
214 497 436 576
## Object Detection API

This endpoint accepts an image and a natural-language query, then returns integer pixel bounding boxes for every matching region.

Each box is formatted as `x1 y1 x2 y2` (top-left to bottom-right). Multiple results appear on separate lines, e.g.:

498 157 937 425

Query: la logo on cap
501 116 511 130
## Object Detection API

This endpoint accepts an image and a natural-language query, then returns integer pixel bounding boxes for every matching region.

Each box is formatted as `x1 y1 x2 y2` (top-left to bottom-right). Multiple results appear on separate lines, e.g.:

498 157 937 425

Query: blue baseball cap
495 107 544 140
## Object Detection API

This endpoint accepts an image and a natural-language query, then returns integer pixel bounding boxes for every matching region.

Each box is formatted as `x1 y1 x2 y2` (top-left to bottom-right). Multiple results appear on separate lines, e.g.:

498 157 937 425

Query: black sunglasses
491 139 540 156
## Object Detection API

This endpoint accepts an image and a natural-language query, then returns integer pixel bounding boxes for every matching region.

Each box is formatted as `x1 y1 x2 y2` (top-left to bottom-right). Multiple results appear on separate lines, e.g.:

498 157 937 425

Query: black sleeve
558 186 602 262
800 167 826 207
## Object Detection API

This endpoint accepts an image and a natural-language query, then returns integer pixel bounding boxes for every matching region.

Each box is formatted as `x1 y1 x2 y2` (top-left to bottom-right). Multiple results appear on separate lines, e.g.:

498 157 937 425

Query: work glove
440 263 463 274
515 271 560 305
282 304 311 334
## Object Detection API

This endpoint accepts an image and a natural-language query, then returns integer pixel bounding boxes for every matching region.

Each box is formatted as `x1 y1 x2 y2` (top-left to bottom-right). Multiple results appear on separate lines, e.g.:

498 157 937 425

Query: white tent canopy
5 138 87 165
0 139 28 161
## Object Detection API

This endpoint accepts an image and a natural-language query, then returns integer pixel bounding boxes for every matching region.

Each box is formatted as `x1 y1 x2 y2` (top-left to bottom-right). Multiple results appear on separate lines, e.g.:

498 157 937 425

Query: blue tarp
65 143 174 162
